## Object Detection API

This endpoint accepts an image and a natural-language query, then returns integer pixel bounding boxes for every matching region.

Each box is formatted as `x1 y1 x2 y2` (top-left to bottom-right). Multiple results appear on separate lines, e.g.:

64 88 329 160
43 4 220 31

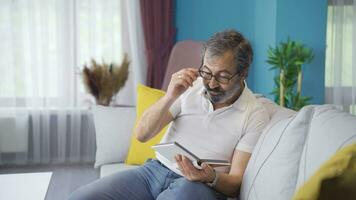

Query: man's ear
240 69 248 80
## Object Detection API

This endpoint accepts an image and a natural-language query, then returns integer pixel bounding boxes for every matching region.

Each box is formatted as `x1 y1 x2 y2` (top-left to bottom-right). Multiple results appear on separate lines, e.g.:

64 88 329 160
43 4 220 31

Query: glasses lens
199 70 212 80
216 76 230 84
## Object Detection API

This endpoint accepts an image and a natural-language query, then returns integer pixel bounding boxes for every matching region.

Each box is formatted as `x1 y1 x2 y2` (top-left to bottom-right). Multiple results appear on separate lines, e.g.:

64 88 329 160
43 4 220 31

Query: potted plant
267 39 314 110
82 54 130 106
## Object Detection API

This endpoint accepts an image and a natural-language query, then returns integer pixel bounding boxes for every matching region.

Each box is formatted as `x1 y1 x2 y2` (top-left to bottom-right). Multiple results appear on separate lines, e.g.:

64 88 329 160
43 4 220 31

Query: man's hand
166 68 198 100
175 155 216 183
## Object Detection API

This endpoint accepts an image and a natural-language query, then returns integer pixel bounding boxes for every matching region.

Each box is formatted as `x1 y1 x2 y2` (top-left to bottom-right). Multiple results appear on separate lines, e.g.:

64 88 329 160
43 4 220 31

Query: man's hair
201 29 253 77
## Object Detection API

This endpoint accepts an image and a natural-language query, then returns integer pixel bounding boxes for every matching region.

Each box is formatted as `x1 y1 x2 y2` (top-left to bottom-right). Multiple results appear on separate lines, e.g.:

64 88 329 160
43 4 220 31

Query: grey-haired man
69 29 269 200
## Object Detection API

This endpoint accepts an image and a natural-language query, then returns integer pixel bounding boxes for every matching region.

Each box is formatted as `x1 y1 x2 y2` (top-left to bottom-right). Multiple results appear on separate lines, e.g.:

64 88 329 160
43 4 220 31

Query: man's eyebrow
217 70 233 75
202 65 233 75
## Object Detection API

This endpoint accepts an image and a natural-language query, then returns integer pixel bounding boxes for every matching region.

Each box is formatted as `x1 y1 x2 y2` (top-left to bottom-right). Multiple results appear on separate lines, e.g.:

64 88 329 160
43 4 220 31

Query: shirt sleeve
169 78 203 119
168 97 182 119
235 107 270 153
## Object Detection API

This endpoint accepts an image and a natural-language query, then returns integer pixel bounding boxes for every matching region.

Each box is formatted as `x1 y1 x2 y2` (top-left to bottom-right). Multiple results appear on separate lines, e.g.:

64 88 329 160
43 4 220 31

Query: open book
152 142 231 169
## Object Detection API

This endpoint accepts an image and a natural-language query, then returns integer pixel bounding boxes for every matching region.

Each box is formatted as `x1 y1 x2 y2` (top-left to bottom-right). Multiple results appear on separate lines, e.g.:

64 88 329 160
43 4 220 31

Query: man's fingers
180 159 190 176
201 162 213 174
173 73 190 87
178 74 194 86
175 72 195 87
187 71 198 85
174 154 181 162
190 69 199 77
166 68 199 99
175 155 186 175
182 156 198 173
185 69 199 81
185 69 199 79
175 68 199 86
176 78 190 89
186 68 199 75
180 156 193 178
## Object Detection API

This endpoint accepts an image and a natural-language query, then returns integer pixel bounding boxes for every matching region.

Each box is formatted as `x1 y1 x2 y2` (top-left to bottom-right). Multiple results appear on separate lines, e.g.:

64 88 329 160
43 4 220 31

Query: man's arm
213 150 251 197
214 108 270 196
134 68 198 142
134 96 175 142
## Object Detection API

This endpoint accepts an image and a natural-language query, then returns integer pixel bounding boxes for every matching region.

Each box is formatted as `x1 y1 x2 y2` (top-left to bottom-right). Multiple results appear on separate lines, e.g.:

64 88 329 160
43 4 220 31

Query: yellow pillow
125 84 169 165
292 143 356 200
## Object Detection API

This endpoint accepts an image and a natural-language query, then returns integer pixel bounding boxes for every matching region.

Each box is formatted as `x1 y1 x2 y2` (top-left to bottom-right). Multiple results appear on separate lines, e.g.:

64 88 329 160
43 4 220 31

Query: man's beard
204 83 241 104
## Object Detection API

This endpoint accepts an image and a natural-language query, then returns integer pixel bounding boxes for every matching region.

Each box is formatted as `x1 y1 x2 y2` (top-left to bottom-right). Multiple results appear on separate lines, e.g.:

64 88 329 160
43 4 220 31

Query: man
69 29 269 200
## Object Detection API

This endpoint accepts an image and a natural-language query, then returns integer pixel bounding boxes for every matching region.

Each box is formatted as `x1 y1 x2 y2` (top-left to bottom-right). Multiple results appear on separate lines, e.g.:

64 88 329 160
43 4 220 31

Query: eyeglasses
198 66 240 84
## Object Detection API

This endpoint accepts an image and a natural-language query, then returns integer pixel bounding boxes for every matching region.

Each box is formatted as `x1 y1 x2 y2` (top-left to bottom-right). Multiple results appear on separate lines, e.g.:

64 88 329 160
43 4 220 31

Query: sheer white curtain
117 0 147 105
0 0 146 165
325 0 356 115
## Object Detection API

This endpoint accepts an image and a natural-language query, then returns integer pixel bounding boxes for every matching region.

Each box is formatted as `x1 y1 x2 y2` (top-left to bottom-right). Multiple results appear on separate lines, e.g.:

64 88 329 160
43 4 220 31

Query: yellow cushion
292 143 356 200
125 84 168 165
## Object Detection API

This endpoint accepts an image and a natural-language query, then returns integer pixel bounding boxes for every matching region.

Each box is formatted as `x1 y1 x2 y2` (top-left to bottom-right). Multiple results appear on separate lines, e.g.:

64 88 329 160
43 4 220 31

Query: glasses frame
198 65 240 84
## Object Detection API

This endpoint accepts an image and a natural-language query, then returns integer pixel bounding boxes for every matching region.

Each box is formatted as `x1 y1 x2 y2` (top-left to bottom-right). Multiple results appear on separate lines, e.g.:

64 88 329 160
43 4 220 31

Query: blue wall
175 0 244 42
175 0 328 104
247 0 278 99
276 0 328 104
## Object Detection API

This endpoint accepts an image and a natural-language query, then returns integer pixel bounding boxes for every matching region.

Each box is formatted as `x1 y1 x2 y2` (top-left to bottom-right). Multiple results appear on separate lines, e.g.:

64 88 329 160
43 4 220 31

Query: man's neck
213 82 245 110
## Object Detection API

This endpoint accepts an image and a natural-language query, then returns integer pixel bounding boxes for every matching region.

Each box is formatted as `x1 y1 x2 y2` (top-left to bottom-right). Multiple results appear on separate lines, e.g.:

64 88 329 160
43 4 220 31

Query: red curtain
140 0 176 89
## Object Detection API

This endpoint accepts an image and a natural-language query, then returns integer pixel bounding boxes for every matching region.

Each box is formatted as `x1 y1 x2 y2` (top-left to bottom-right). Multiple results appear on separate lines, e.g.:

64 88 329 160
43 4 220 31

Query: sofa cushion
295 105 356 188
93 106 136 168
240 105 312 200
240 105 356 200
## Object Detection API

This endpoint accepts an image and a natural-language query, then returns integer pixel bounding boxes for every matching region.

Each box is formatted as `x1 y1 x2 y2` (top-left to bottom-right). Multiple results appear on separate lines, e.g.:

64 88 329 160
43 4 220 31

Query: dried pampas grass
82 54 130 106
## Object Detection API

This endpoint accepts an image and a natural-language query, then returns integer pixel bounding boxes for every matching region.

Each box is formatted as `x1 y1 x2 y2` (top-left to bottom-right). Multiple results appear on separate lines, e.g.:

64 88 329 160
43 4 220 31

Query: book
152 142 231 169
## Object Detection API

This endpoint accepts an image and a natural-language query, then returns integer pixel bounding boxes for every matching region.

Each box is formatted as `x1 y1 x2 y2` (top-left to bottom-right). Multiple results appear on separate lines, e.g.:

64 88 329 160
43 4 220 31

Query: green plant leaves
266 38 314 111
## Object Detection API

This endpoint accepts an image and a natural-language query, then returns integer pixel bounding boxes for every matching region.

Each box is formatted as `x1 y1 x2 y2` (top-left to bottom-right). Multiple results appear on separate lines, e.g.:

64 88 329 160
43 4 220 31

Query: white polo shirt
156 77 270 175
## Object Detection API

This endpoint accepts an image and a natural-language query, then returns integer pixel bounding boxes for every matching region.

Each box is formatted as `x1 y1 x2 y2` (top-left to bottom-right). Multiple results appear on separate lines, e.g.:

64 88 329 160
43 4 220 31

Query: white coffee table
0 172 52 200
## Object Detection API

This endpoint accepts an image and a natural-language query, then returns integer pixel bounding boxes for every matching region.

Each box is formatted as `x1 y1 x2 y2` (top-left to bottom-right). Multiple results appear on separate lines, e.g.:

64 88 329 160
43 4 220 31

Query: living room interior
0 0 355 200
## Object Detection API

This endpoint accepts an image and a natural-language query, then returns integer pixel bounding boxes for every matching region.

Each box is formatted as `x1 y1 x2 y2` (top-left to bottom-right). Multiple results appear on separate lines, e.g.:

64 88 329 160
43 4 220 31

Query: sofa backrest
240 105 356 200
254 96 296 124
295 105 356 188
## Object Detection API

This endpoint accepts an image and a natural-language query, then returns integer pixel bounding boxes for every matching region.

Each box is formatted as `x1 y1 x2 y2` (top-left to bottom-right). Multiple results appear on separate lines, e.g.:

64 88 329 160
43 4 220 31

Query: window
325 4 353 87
325 1 356 115
0 0 122 107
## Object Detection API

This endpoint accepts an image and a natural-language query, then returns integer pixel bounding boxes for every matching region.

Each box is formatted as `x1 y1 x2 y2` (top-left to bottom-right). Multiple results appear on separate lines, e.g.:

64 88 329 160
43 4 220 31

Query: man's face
200 51 243 104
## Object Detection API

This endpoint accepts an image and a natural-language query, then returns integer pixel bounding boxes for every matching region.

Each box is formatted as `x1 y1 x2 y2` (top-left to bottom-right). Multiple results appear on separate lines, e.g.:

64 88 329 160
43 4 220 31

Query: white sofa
94 97 356 200
93 40 356 199
240 103 356 200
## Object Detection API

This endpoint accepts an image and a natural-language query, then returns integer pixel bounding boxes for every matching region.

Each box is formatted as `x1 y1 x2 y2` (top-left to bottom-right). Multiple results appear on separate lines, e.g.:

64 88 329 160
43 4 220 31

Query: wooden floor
0 164 100 200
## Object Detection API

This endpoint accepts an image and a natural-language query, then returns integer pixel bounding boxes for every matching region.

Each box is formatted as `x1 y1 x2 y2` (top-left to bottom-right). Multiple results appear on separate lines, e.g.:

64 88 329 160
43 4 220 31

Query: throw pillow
292 143 356 200
125 84 168 165
240 106 314 200
93 106 136 168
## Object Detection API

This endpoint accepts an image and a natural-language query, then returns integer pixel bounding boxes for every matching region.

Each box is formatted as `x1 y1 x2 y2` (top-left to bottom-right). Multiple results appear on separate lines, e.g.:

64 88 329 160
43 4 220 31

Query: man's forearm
213 173 242 197
134 68 197 142
134 95 175 142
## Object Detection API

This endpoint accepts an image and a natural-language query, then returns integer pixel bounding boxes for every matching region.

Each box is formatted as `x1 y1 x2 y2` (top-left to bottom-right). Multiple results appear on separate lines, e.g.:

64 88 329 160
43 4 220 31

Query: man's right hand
134 68 198 143
166 68 199 100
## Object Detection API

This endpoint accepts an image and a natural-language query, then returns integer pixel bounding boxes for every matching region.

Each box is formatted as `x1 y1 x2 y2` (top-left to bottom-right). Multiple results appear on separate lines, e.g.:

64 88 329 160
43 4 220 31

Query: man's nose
208 76 220 89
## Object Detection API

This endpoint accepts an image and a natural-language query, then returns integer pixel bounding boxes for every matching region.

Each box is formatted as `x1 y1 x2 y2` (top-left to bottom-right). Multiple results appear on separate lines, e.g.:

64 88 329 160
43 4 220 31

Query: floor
0 164 100 200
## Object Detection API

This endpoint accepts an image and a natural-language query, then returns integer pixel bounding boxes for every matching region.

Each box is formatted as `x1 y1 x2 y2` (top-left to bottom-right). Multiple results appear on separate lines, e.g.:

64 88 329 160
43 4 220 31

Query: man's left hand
175 155 216 183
